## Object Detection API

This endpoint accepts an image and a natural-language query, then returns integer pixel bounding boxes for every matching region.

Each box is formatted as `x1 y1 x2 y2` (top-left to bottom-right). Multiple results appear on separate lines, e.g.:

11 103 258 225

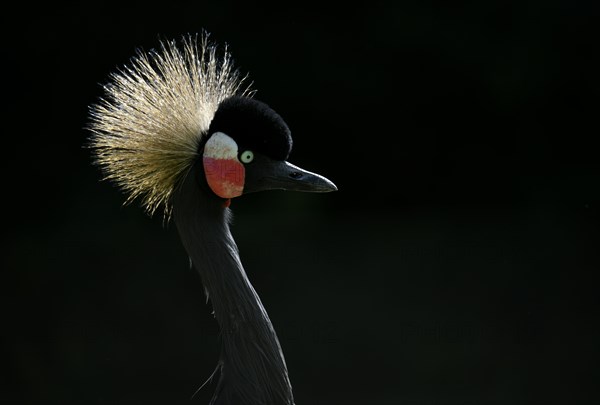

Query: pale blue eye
240 150 254 163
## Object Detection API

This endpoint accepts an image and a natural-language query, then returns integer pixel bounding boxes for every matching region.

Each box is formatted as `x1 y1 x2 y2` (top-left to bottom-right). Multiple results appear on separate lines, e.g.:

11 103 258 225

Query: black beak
244 156 337 194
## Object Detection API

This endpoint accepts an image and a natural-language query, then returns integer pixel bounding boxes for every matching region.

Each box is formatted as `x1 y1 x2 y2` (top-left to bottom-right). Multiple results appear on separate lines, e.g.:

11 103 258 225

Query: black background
5 1 599 404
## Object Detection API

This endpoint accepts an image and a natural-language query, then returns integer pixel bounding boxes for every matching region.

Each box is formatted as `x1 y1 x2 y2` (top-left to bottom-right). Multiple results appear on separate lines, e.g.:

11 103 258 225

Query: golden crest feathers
88 34 252 218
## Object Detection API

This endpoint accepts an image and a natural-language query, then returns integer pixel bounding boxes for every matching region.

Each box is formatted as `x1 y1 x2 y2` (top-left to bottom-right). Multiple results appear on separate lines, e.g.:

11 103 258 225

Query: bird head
88 35 335 217
202 96 337 200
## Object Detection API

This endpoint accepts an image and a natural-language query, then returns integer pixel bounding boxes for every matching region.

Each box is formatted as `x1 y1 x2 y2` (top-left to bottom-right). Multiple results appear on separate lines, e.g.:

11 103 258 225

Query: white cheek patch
202 132 245 199
204 132 239 159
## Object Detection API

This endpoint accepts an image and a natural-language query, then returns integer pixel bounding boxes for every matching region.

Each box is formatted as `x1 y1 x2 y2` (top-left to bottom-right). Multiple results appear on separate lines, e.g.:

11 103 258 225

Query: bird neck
173 162 294 405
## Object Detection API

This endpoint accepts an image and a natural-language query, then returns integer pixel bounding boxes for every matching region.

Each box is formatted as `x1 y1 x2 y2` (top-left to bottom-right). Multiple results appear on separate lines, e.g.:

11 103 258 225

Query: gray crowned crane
88 34 336 405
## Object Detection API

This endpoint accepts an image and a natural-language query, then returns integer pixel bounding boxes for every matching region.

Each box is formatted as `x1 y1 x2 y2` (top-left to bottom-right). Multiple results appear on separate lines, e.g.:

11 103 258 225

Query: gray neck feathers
173 164 294 405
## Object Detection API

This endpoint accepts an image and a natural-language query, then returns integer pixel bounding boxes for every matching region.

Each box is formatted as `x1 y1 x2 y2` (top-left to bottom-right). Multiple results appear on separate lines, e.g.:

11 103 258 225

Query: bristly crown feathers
88 34 253 218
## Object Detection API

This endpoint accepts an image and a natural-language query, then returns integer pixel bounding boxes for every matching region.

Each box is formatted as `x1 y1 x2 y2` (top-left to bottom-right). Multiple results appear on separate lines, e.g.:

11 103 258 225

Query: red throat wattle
203 156 245 199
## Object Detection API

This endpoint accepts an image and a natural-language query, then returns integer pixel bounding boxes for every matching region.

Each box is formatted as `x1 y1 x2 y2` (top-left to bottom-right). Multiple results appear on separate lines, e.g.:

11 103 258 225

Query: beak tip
313 176 337 193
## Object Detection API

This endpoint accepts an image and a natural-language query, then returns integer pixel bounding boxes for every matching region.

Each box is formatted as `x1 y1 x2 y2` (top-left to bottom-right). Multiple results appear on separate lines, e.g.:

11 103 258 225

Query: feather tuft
88 34 252 219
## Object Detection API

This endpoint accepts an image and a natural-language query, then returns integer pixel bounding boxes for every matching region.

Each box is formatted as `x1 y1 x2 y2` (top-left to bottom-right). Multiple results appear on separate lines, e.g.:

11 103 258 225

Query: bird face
202 97 337 199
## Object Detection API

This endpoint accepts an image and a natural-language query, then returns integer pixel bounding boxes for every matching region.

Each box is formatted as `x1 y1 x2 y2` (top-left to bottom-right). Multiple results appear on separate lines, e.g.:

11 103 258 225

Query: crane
88 34 336 404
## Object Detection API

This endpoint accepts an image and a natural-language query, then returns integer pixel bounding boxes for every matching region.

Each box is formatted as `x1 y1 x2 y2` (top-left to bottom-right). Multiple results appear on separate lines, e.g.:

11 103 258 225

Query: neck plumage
173 163 294 405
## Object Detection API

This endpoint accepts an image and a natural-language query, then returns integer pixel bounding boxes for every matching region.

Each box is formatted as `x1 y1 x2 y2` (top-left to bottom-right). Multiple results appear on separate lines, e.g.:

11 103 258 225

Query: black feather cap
207 96 293 161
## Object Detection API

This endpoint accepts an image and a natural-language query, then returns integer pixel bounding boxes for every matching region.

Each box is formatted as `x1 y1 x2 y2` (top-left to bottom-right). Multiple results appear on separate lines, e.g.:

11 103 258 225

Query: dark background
5 1 599 404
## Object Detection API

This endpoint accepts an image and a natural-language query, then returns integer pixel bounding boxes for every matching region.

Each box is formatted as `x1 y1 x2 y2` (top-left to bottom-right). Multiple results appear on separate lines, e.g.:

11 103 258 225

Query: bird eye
240 150 254 164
